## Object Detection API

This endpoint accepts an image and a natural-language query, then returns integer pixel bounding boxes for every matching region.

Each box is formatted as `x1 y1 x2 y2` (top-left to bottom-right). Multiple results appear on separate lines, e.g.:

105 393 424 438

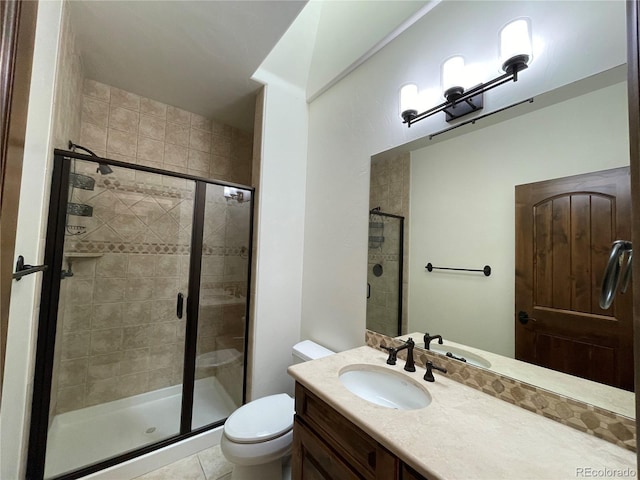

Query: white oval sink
338 364 431 410
429 345 492 369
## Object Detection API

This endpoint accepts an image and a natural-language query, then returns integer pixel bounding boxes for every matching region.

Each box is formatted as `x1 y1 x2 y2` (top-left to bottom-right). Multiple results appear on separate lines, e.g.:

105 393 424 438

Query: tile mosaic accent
365 330 636 452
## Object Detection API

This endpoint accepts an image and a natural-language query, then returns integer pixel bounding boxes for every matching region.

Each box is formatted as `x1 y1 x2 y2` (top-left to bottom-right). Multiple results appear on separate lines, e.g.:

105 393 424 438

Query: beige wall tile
109 106 139 133
128 255 156 277
111 87 140 111
82 96 109 127
210 154 232 178
137 136 164 163
61 332 90 360
66 278 94 305
92 303 123 329
154 277 178 300
167 106 191 125
118 372 149 398
126 277 155 301
90 327 123 355
151 300 176 323
84 79 111 102
191 113 211 132
88 352 121 381
212 121 232 138
141 97 167 118
57 385 86 413
80 122 108 152
188 149 210 172
148 322 177 345
164 143 188 167
63 304 92 332
139 114 166 141
149 344 175 369
86 377 120 406
120 348 150 375
189 128 211 153
122 325 151 349
211 135 231 157
94 277 125 303
148 367 174 390
96 254 127 277
59 358 88 388
165 122 190 147
107 128 137 157
123 301 153 325
156 255 180 276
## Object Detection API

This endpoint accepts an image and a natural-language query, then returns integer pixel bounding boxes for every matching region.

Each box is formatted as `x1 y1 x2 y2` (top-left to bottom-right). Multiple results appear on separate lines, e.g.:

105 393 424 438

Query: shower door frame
26 149 255 480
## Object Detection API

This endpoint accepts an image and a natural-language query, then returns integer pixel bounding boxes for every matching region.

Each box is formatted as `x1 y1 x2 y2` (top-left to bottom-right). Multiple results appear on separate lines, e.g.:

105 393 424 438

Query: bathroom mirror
367 1 635 419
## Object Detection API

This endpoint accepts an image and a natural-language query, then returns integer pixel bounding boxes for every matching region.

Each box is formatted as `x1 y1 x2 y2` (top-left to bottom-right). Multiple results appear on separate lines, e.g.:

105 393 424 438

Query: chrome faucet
424 361 447 382
380 338 416 372
424 332 443 350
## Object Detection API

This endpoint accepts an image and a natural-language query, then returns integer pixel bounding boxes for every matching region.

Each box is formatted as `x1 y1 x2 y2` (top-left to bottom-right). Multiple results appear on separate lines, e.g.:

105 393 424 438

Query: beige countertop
288 345 637 480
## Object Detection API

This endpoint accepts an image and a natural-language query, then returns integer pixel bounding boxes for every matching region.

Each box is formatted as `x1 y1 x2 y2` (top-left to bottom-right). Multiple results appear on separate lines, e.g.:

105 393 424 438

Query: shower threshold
44 377 236 479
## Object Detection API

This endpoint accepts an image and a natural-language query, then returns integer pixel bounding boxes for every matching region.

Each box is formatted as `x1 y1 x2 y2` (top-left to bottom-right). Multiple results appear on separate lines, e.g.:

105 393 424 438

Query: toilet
220 340 334 480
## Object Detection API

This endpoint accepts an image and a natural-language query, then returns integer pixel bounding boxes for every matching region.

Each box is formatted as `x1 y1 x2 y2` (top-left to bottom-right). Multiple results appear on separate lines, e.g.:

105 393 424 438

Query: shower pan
26 150 254 480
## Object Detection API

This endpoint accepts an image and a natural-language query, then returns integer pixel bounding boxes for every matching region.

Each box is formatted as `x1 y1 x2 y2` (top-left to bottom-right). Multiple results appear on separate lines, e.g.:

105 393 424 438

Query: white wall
0 2 64 478
297 1 626 349
408 81 629 357
249 72 308 398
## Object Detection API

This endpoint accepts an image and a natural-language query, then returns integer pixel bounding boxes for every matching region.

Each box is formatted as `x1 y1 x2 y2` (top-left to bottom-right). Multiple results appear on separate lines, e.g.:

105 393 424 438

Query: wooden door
515 167 633 390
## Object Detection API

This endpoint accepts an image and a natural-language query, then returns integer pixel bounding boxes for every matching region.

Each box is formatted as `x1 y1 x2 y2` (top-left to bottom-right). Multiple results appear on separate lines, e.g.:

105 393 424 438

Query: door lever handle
176 293 184 319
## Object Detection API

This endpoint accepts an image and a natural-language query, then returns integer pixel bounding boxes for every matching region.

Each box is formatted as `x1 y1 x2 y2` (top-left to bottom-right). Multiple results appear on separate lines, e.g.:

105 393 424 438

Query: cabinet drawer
295 383 397 480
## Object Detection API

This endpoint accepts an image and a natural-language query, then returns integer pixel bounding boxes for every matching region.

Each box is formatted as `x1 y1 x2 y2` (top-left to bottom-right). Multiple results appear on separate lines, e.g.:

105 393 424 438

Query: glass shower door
192 184 252 428
42 157 195 478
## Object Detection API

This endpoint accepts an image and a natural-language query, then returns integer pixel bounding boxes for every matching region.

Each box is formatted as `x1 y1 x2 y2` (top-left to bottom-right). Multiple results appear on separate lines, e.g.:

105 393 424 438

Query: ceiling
68 0 432 132
68 1 308 132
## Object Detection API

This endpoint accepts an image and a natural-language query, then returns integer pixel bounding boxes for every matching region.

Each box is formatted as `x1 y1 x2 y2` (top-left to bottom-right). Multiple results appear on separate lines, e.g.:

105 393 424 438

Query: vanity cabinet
292 383 428 480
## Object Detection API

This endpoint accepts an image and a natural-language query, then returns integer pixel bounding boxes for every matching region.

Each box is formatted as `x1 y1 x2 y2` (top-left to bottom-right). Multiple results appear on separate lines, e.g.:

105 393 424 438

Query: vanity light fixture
400 18 532 127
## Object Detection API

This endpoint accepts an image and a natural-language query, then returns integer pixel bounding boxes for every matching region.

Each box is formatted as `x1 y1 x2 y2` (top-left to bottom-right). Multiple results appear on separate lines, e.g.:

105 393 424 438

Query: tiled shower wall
368 153 410 335
49 5 84 419
53 79 253 414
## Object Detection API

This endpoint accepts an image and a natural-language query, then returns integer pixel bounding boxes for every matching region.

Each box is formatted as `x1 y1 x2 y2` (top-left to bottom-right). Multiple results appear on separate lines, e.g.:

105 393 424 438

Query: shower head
96 164 113 175
68 140 113 175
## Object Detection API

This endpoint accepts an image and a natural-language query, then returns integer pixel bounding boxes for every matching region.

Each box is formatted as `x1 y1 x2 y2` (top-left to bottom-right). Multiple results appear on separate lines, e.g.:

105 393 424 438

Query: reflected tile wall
368 153 410 334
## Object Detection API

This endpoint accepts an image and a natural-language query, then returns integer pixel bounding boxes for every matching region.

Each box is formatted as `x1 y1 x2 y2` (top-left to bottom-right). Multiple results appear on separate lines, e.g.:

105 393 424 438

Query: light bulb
500 18 532 71
399 83 419 120
442 56 465 92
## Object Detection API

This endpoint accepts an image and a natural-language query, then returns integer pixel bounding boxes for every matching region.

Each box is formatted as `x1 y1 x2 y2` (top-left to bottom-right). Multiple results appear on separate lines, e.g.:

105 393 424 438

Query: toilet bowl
220 340 334 480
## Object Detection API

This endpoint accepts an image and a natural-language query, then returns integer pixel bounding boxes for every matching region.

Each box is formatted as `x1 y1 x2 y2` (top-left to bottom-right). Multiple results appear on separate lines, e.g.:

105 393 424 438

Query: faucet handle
380 344 398 365
424 360 447 382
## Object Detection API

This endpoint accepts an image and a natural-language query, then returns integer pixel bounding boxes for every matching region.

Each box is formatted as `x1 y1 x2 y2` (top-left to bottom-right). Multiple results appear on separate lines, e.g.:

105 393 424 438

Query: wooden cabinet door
515 167 633 390
292 417 364 480
401 463 428 480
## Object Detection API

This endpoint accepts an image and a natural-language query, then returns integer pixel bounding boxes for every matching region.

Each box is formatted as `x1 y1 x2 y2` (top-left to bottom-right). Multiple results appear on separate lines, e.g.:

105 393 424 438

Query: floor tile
133 455 205 480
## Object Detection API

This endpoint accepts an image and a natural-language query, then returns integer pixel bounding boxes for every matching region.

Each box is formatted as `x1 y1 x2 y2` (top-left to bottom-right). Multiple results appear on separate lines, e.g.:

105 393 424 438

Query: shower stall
366 209 404 337
26 150 253 479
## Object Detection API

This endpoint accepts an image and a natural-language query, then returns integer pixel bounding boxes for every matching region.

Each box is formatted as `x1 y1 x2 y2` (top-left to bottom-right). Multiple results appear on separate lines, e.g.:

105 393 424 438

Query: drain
146 427 156 434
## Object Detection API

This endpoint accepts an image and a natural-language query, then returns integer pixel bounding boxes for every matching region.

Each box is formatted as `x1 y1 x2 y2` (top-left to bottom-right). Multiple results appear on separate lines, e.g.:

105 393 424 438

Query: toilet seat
224 393 294 444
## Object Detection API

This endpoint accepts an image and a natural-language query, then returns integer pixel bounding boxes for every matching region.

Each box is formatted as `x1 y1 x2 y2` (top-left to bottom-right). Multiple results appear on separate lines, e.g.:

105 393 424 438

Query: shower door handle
176 293 184 319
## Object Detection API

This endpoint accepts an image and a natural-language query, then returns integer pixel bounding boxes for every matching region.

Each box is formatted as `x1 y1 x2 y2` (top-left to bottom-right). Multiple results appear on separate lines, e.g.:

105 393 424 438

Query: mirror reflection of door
515 167 633 390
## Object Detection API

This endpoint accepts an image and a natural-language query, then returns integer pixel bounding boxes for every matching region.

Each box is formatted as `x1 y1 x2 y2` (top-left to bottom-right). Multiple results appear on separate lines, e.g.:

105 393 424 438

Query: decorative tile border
65 240 248 257
365 330 636 452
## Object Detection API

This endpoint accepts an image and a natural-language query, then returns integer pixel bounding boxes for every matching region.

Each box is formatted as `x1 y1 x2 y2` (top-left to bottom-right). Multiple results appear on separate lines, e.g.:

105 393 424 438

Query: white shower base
45 377 236 479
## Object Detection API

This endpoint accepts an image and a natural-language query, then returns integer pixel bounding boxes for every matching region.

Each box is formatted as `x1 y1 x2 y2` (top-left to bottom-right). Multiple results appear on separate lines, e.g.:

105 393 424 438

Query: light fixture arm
402 63 528 127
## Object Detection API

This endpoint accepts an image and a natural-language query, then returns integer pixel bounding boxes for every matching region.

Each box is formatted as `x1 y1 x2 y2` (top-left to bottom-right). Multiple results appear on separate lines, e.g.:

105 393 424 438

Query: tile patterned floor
133 445 232 480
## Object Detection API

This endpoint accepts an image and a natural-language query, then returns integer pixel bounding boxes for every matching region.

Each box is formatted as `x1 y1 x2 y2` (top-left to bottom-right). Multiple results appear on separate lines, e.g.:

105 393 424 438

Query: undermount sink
429 345 492 369
338 364 431 410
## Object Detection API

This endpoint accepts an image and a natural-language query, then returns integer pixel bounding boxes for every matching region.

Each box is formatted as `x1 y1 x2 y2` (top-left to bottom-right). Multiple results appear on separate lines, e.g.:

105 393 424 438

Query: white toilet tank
292 340 334 364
